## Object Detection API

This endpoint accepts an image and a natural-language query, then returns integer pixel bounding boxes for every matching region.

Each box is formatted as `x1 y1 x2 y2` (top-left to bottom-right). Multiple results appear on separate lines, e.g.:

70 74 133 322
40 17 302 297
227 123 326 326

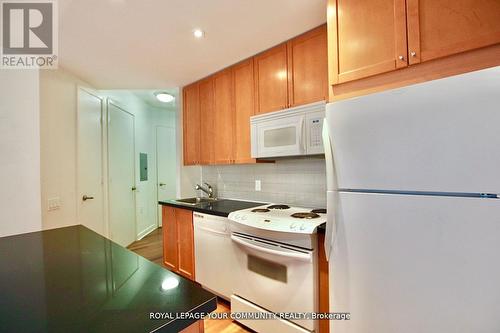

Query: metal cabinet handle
398 55 405 60
82 195 94 201
131 186 137 191
410 51 416 57
159 183 166 186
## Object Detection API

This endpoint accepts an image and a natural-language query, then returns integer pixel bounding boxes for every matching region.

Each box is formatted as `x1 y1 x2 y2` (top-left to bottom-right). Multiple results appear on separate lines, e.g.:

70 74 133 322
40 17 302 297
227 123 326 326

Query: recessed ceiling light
193 29 205 38
154 92 175 103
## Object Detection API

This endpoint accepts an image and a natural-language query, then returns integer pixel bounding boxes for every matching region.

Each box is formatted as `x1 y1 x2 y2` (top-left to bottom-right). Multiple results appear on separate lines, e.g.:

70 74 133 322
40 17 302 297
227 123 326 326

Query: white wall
0 70 42 237
39 69 94 230
40 68 178 241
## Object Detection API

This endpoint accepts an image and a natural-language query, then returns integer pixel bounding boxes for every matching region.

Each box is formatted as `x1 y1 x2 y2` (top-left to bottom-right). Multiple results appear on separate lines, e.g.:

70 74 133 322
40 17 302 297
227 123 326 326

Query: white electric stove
228 203 327 333
228 203 326 249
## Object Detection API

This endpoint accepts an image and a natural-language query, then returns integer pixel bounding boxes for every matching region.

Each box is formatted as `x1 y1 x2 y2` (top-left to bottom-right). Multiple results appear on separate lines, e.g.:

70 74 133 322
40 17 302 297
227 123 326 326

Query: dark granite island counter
0 225 217 333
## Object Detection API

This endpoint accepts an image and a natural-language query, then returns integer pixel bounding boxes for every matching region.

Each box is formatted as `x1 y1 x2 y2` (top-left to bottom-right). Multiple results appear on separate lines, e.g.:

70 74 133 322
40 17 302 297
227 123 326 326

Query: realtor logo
1 0 58 68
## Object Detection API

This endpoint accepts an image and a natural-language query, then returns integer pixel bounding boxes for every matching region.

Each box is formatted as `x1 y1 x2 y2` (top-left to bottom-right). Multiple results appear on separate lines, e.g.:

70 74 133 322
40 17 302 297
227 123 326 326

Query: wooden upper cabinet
182 84 200 165
328 0 408 84
406 0 500 65
162 206 178 271
233 59 255 164
288 25 328 106
198 78 215 164
214 69 234 164
254 43 289 114
176 208 195 280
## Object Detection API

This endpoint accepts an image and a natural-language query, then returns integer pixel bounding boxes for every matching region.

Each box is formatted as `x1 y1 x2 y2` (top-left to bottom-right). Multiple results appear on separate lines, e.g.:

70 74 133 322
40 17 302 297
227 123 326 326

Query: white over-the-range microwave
250 101 325 158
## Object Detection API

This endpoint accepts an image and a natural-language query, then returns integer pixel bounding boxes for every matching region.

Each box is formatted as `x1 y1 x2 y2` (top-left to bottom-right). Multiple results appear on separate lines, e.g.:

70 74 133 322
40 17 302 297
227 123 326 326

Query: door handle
82 195 94 201
299 116 306 153
159 183 166 186
131 186 137 191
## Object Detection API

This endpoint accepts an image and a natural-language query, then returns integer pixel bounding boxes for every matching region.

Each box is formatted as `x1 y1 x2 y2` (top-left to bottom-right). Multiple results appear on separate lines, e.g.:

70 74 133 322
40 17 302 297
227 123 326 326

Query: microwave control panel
307 112 324 155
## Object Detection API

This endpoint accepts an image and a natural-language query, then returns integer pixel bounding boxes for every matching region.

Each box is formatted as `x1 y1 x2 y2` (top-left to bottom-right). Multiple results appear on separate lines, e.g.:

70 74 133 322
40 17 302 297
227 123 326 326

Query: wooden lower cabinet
162 206 195 280
176 208 196 280
162 206 178 271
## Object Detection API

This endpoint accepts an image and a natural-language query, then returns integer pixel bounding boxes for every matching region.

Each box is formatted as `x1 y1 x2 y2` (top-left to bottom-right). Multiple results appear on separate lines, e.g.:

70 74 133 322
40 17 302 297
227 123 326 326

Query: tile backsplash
202 158 326 208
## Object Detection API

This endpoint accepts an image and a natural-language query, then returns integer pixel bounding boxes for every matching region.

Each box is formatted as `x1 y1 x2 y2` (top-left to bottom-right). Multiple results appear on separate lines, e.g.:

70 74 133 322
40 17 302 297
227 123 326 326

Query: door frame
76 86 108 237
106 100 138 243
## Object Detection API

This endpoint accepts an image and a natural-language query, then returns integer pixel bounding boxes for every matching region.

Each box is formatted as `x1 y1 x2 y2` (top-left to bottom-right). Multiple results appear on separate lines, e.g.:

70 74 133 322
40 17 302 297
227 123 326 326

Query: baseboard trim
137 224 157 240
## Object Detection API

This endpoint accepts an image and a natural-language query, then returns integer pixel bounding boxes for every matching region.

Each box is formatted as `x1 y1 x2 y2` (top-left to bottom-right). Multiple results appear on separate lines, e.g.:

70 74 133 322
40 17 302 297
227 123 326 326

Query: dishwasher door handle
195 225 228 236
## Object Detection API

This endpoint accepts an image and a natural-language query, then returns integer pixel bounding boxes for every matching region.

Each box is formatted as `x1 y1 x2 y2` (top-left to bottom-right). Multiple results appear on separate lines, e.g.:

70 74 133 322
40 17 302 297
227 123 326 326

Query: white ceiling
58 0 327 89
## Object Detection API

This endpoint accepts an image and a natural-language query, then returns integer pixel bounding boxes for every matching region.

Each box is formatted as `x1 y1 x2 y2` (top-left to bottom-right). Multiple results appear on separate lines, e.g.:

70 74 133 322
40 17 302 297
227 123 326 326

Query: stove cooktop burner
267 204 290 210
291 212 321 219
311 208 327 214
251 208 271 213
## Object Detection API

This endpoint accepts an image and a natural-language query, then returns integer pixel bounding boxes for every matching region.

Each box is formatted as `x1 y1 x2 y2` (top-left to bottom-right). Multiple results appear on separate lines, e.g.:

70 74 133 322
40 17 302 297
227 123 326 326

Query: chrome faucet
195 183 214 198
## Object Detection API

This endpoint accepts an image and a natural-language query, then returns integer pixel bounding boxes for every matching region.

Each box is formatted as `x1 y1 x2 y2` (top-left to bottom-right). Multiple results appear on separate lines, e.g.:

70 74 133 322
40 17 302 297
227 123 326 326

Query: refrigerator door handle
322 120 338 260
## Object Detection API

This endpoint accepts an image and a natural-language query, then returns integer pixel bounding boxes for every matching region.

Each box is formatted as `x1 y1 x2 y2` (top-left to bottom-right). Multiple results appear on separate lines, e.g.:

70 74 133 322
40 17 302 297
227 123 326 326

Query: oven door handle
231 234 312 262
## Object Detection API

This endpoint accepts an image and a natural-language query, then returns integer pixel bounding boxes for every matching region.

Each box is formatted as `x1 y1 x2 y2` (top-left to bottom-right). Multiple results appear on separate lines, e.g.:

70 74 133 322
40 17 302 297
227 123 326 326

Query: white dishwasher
193 212 235 300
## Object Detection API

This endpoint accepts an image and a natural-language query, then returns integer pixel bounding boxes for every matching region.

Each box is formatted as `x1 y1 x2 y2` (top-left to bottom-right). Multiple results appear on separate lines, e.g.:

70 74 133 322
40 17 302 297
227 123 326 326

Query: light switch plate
255 180 261 191
48 197 61 211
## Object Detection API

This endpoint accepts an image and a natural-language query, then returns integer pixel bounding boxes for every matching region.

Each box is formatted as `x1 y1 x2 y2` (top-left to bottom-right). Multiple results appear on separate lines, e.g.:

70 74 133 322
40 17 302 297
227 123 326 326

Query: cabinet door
214 69 234 164
254 43 289 114
328 0 408 83
176 208 195 280
233 59 256 164
407 0 500 65
182 84 200 165
162 206 178 271
288 25 328 107
198 78 215 164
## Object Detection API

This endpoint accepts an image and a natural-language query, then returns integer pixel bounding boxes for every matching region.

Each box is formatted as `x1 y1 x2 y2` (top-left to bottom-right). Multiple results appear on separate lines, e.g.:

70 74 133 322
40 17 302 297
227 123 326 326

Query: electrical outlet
255 180 261 191
48 197 61 211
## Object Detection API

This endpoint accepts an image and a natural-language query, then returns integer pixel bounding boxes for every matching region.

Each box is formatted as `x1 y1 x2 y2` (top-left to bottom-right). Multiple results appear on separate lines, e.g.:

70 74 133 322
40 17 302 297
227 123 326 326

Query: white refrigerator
323 66 500 333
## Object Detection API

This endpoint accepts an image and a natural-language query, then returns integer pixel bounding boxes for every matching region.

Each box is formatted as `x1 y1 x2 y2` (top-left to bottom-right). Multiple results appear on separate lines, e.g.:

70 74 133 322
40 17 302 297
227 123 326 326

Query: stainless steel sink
175 197 218 206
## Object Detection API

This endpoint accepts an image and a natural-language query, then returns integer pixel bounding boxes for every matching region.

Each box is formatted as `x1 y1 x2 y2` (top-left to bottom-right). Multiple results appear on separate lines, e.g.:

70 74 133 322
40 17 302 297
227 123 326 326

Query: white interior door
156 126 177 227
108 102 136 247
77 89 105 235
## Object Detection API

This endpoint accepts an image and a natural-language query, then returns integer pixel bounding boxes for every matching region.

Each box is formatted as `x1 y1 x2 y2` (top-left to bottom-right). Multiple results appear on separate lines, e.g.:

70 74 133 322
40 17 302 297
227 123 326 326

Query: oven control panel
306 111 324 155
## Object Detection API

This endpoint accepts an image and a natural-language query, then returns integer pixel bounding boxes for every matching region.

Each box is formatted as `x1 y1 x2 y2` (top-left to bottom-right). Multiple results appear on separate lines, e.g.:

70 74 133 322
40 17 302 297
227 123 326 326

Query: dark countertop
159 199 326 233
159 198 265 217
0 225 217 333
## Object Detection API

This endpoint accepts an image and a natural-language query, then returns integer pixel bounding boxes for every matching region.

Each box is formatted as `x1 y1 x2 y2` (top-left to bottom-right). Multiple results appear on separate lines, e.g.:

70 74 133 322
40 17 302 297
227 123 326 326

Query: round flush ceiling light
154 92 175 103
193 29 205 38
